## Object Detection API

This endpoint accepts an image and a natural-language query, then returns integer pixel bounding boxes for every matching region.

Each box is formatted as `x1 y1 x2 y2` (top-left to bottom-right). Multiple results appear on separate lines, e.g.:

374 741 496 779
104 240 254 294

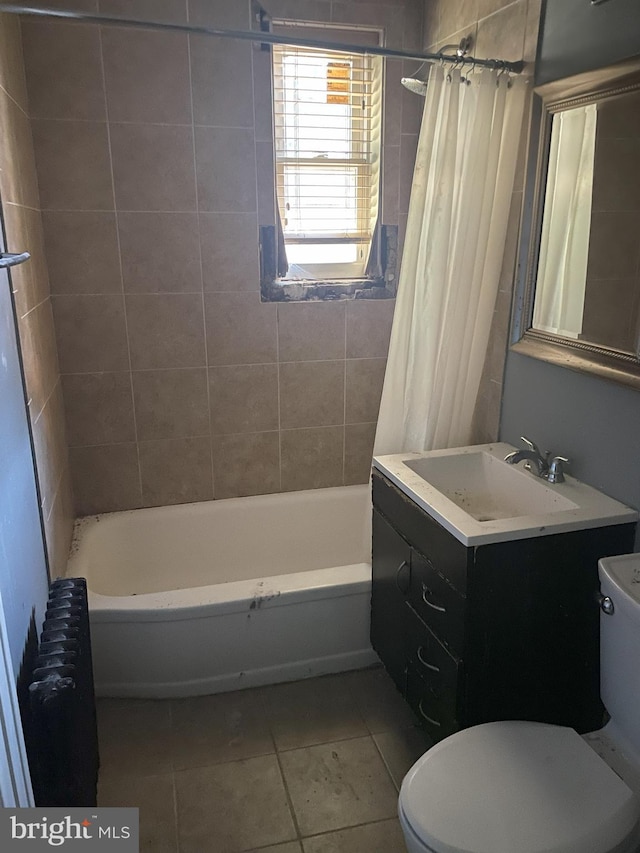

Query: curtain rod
0 4 524 73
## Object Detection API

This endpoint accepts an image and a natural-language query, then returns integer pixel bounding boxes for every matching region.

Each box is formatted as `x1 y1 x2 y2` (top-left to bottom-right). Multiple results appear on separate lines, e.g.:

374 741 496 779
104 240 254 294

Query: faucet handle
520 436 550 475
520 435 542 456
548 455 570 484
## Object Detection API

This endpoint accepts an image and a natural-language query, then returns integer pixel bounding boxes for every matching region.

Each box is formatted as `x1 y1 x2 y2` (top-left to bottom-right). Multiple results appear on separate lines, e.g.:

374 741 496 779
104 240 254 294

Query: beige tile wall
0 13 74 575
582 92 640 351
423 0 542 443
22 0 422 514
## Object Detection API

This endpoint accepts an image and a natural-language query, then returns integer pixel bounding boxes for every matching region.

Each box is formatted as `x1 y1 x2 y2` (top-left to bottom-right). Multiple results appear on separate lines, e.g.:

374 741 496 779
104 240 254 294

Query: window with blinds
272 40 382 279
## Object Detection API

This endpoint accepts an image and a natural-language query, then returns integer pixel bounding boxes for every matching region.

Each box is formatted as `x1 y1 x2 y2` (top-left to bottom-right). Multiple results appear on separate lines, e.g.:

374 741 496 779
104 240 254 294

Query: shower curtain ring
447 61 459 82
461 57 472 84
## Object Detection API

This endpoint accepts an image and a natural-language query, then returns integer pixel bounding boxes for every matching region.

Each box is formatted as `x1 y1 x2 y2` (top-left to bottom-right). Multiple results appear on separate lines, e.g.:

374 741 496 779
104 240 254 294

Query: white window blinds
272 41 382 276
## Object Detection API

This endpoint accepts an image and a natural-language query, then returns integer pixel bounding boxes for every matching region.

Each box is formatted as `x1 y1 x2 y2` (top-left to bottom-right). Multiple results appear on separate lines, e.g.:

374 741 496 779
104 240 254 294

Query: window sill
259 224 398 302
260 276 395 302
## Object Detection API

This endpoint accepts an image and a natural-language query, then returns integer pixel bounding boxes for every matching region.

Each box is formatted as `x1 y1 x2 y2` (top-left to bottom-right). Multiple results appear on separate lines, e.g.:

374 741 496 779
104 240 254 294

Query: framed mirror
512 57 640 389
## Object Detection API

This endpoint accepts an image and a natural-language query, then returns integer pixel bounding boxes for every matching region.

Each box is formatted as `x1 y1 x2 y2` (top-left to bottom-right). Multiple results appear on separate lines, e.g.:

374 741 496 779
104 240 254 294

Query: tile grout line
256 37 284 496
273 746 304 845
63 423 379 453
185 17 215 503
154 730 389 772
171 773 180 853
342 303 347 486
255 687 303 845
29 116 259 131
297 814 404 844
369 728 404 794
169 0 188 806
276 307 283 493
59 357 386 370
169 688 180 853
272 729 378 756
40 207 259 214
96 22 144 508
356 686 404 793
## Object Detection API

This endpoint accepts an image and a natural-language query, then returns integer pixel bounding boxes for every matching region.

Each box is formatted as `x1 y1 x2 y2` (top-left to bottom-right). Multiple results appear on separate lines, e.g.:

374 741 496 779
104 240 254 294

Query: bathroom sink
403 451 578 521
373 443 637 545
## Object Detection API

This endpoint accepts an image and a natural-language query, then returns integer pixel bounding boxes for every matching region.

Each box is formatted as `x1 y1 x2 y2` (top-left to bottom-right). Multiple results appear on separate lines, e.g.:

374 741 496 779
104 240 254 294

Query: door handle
0 251 30 269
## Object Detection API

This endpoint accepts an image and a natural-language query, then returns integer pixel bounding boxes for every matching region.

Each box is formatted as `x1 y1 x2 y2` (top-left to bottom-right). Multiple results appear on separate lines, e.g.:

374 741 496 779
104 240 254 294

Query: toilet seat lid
400 721 640 853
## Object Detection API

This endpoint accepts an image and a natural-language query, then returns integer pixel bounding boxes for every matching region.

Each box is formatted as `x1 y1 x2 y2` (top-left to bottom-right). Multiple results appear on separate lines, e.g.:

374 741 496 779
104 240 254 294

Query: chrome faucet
504 437 569 483
504 437 550 477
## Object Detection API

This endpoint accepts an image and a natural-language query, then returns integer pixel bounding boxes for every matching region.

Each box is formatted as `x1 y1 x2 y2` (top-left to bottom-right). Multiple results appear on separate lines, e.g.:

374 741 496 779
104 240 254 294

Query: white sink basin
373 443 637 546
403 451 579 522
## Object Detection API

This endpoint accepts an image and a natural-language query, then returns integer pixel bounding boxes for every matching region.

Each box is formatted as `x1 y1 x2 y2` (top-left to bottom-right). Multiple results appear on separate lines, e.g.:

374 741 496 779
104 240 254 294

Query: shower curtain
374 65 527 455
533 103 597 338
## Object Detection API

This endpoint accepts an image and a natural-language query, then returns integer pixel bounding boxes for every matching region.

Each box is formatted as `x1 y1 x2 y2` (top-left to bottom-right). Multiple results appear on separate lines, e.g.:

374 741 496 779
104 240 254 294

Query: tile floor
96 666 432 852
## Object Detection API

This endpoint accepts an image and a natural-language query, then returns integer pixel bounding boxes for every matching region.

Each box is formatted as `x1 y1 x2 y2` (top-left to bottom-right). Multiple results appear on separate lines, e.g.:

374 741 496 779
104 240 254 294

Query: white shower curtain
374 66 527 455
533 103 597 338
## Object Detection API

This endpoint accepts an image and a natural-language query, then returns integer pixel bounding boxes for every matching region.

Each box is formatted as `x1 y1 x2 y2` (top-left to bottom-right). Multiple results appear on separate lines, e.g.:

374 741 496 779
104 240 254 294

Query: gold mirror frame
511 57 640 390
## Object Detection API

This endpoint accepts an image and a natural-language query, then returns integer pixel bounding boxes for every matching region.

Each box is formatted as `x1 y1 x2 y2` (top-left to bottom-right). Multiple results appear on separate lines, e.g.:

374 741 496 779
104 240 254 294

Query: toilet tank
599 553 640 758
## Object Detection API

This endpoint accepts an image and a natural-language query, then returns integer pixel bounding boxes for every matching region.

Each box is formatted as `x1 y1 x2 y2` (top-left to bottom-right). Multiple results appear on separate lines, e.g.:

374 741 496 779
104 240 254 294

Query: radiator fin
26 578 99 806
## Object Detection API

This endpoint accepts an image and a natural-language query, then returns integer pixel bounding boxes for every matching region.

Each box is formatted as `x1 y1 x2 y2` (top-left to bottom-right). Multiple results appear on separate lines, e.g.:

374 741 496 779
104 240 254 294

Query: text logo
2 809 138 850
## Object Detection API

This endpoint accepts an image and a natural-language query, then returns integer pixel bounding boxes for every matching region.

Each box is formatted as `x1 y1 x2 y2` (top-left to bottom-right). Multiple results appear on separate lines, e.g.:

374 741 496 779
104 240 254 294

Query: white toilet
398 552 640 853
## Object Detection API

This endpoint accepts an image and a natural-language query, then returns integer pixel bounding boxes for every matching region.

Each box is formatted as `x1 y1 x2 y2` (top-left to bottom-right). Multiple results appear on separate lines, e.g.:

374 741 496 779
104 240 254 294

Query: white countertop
373 443 638 546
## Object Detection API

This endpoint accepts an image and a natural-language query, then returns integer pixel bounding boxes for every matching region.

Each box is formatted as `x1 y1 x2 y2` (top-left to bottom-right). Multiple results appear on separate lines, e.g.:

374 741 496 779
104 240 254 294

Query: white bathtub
66 485 376 698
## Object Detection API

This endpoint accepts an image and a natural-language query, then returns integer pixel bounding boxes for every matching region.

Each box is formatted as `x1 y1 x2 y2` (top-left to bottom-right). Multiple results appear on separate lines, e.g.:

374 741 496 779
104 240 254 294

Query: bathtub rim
87 562 372 623
70 482 372 599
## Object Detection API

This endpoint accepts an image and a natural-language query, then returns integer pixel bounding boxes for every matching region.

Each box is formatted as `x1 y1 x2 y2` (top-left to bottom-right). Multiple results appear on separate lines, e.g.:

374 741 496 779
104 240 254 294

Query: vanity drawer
410 551 465 655
406 663 458 742
405 603 460 692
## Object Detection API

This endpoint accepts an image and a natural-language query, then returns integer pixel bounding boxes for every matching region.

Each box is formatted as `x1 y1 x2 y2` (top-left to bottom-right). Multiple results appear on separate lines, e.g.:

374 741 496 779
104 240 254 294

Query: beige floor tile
98 771 178 853
176 755 296 852
279 737 399 837
97 698 173 777
263 673 369 752
94 669 423 850
170 688 274 770
373 726 432 790
302 819 408 853
352 667 421 734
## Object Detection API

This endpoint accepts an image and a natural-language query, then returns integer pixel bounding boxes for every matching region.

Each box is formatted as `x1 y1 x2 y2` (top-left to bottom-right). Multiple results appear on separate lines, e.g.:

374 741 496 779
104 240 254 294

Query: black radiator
25 578 99 807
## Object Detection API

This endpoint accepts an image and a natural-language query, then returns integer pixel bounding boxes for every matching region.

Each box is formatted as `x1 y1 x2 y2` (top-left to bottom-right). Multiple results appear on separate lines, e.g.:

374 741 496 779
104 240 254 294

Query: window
272 35 382 281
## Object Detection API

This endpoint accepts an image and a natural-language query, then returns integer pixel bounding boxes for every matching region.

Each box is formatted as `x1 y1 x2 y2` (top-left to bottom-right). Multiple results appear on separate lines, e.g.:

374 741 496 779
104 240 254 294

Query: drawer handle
418 698 441 727
395 560 410 594
416 646 440 673
422 583 446 613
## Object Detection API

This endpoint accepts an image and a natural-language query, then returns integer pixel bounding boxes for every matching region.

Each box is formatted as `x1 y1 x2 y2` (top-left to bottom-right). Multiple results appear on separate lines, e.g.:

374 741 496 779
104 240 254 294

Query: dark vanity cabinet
371 469 637 743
